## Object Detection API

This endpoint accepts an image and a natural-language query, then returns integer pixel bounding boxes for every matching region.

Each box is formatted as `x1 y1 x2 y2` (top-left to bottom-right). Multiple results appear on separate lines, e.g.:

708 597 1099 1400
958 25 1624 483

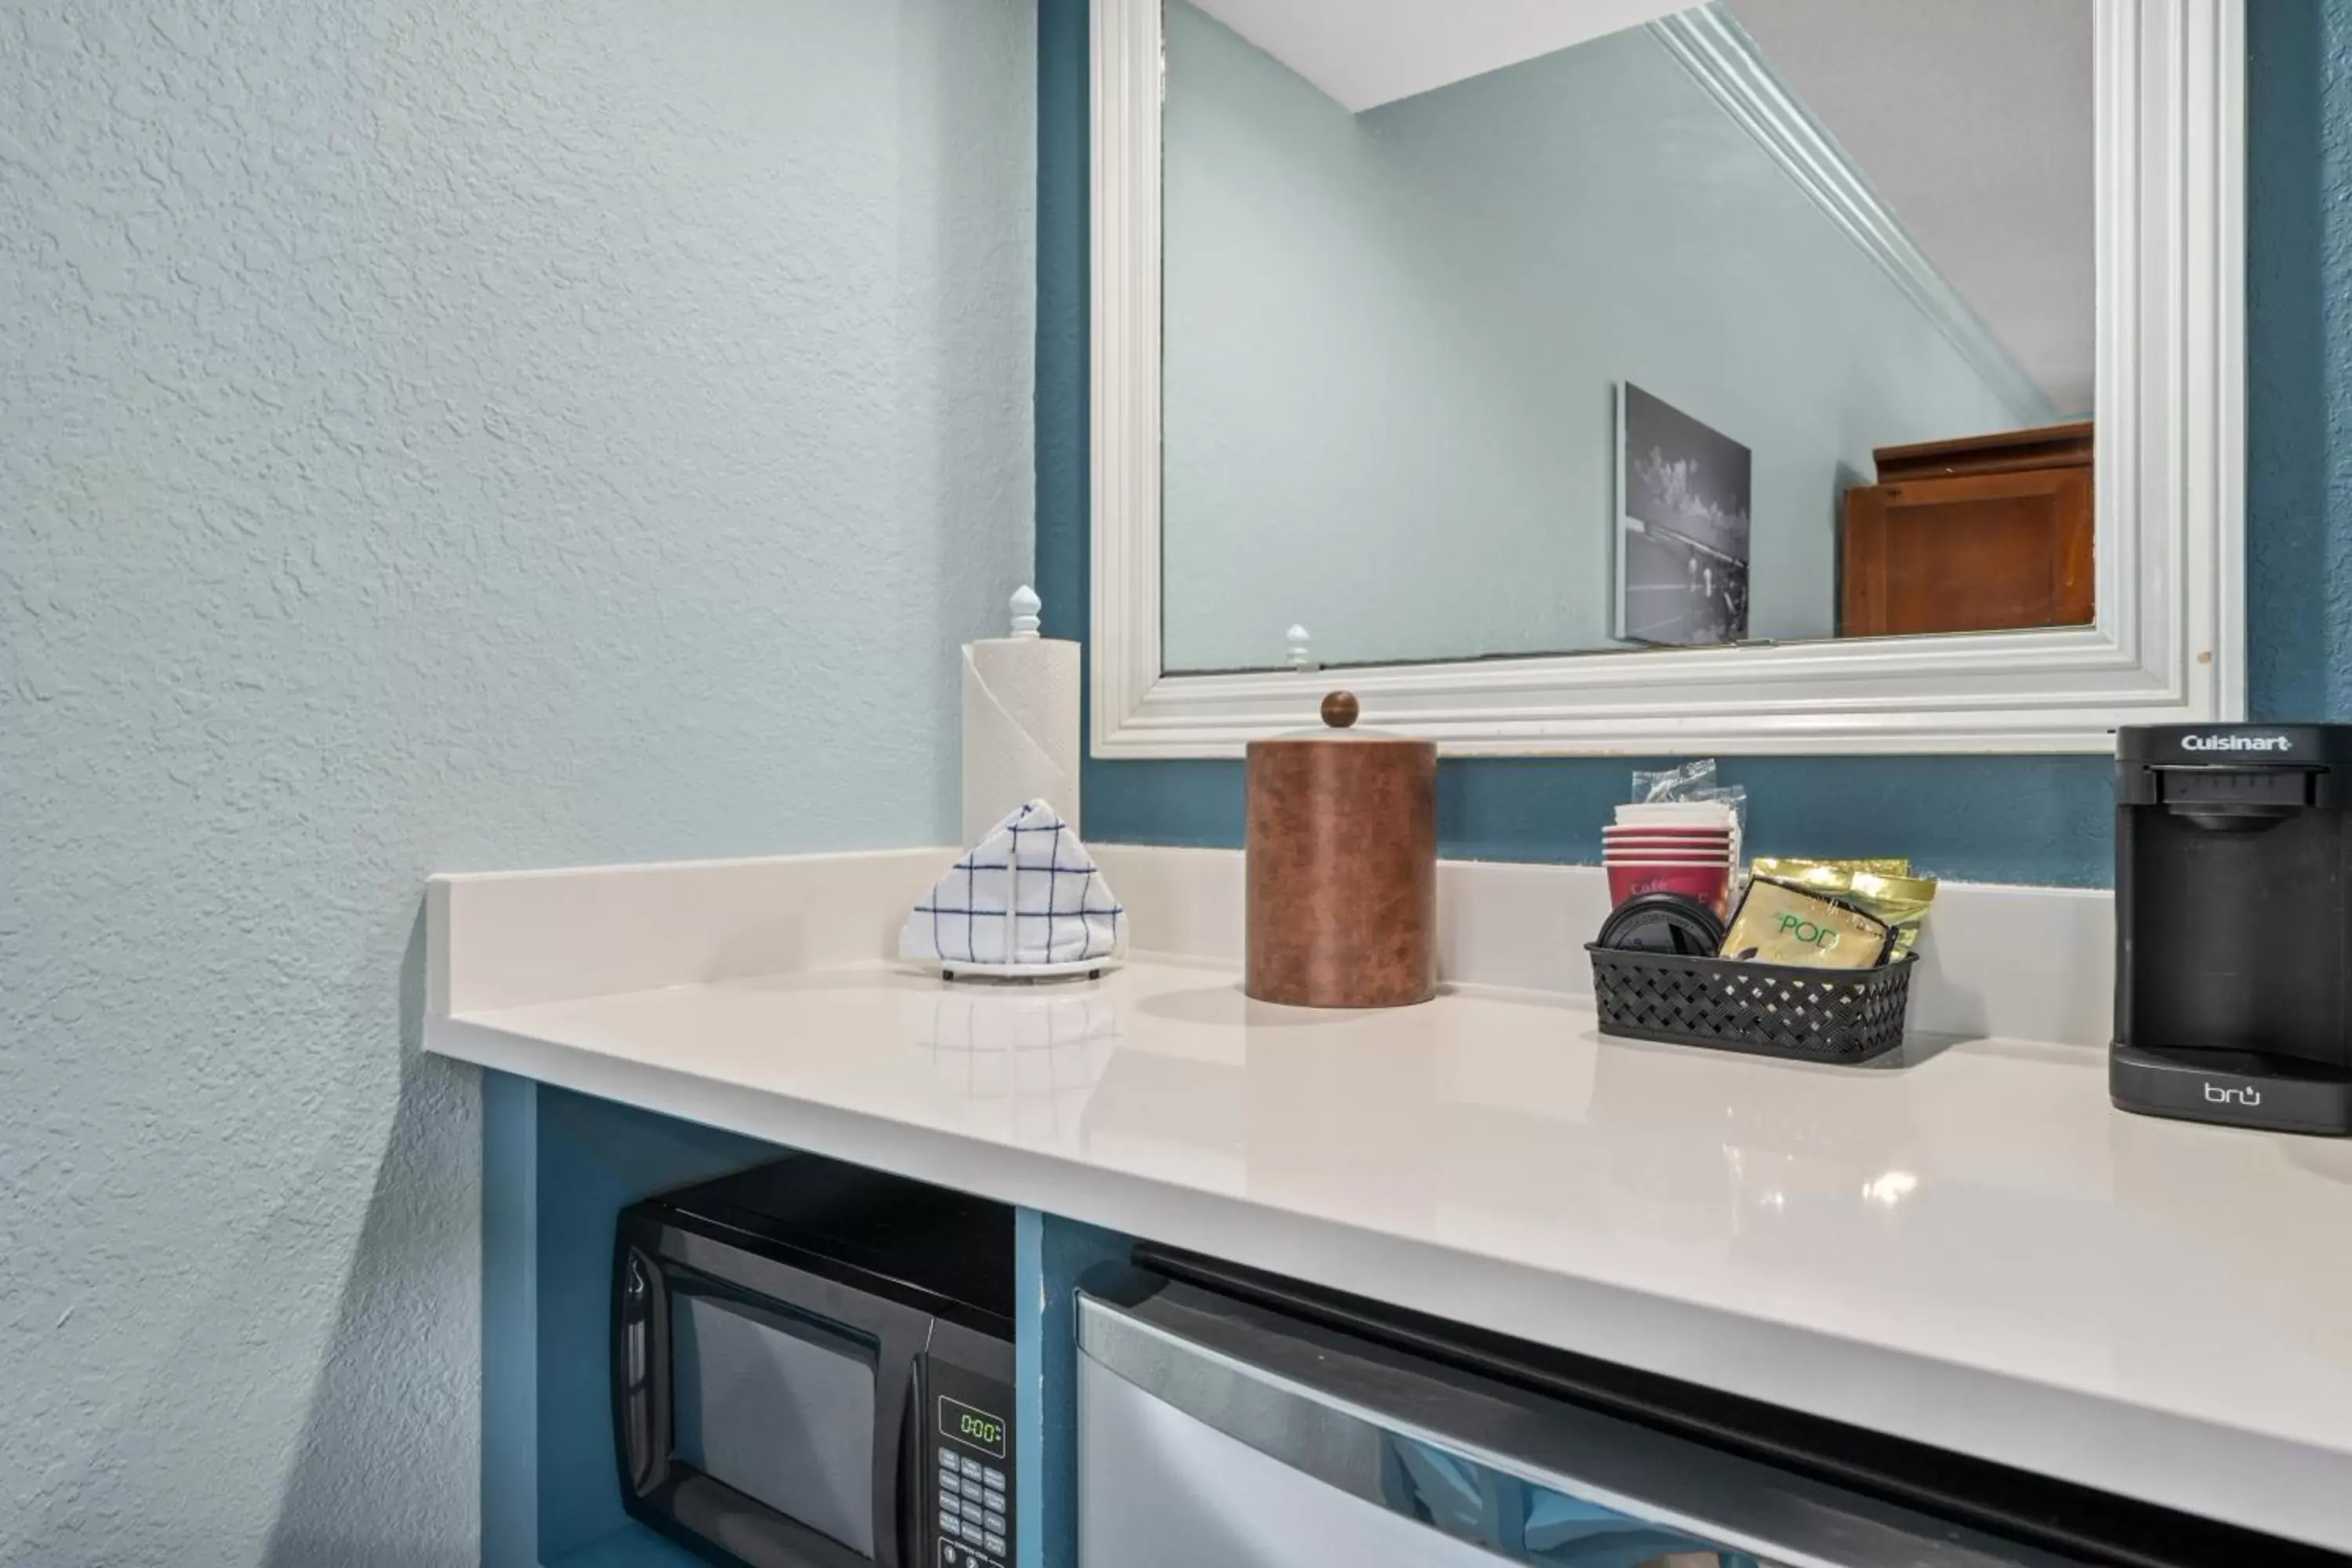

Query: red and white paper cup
1606 858 1733 909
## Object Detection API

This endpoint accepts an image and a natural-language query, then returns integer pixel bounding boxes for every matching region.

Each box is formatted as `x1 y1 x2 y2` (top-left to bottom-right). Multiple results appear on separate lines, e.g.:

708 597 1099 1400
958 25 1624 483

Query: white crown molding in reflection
1090 0 2244 757
1649 4 2057 428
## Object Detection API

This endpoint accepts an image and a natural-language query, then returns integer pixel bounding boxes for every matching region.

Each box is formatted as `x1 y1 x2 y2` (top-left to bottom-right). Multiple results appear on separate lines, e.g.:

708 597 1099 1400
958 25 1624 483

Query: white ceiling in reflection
1732 0 2094 413
1186 0 1695 112
1181 0 2095 412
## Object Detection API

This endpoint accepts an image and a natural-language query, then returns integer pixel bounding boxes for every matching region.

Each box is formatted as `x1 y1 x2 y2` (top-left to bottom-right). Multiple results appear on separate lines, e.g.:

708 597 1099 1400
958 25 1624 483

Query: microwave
613 1153 1016 1568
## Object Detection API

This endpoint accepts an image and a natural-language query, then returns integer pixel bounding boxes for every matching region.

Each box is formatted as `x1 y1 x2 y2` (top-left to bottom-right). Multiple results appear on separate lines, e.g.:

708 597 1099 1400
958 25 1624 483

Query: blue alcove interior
495 1077 773 1568
483 1073 1128 1568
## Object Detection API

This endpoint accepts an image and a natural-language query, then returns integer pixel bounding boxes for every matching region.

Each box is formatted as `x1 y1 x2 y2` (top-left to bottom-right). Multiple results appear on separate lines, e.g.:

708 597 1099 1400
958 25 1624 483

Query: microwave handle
616 1247 658 1493
895 1354 925 1568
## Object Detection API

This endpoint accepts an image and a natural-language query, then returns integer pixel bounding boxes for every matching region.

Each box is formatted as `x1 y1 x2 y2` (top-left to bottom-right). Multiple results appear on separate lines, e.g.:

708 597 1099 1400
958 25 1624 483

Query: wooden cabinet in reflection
1838 421 2092 637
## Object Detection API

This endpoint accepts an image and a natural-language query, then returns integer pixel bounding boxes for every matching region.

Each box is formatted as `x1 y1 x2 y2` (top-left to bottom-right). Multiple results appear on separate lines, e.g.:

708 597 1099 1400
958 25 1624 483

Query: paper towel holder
961 586 1083 844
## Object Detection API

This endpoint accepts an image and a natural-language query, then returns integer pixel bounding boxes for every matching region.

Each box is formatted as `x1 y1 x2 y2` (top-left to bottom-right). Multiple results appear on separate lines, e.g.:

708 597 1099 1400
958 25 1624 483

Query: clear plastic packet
1633 759 1717 804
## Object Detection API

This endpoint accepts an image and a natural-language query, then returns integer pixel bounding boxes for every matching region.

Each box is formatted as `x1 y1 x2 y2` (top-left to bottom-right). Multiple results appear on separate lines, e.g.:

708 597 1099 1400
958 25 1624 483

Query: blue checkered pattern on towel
901 800 1124 967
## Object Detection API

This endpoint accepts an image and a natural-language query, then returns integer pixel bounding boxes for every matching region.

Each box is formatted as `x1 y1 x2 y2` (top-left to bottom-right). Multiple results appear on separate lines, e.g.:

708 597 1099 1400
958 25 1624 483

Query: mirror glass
1159 0 2094 674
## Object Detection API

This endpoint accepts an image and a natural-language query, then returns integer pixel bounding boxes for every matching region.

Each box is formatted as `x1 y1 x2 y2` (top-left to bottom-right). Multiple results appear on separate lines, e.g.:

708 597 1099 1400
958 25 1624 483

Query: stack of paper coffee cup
1603 801 1738 913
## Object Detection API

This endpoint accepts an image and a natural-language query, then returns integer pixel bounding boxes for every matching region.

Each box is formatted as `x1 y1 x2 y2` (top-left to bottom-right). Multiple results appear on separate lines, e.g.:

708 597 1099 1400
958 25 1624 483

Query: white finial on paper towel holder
1010 585 1043 640
1287 624 1317 672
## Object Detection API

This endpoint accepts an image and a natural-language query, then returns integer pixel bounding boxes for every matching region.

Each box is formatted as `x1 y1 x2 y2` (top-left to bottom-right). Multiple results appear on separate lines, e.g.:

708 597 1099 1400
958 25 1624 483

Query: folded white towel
900 800 1125 972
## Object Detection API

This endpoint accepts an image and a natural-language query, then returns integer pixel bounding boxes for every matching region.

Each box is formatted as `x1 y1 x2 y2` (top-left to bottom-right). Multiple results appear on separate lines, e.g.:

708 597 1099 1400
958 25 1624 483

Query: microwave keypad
929 1372 1010 1568
935 1444 1008 1565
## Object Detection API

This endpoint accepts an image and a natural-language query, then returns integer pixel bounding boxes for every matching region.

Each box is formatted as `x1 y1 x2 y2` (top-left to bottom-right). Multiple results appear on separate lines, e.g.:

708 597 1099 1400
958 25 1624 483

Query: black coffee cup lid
1595 891 1728 956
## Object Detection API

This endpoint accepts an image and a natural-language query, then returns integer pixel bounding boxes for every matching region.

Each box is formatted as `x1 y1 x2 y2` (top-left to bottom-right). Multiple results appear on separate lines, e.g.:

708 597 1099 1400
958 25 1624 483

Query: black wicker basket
1585 945 1918 1063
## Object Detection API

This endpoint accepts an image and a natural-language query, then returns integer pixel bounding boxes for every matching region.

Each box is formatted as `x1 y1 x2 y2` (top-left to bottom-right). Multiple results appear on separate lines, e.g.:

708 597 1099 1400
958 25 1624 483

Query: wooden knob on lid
1321 691 1360 730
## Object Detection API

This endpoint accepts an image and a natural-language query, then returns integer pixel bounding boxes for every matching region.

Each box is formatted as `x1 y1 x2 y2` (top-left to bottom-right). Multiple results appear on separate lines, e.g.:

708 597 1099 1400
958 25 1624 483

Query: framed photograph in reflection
1614 383 1754 647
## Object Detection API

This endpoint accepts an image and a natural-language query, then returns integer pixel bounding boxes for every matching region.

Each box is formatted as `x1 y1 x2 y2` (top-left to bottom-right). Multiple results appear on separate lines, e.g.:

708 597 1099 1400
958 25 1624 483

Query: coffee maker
2113 724 2352 1134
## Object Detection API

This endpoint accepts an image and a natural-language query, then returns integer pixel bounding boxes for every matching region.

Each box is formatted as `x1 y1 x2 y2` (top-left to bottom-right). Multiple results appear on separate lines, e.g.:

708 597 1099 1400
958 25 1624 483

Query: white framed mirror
1090 0 2244 756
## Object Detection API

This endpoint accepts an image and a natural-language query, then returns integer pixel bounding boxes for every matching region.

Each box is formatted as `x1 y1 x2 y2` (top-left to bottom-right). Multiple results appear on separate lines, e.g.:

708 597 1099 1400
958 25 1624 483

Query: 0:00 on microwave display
938 1395 1006 1457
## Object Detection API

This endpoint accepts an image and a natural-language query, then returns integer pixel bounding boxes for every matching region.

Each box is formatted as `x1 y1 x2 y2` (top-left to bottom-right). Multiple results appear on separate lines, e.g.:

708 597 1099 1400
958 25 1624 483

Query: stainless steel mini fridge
1076 1252 2334 1568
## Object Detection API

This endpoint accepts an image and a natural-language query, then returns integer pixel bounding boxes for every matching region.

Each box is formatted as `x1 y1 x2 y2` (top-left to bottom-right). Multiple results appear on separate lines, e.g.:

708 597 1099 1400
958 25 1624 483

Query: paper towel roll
963 636 1080 843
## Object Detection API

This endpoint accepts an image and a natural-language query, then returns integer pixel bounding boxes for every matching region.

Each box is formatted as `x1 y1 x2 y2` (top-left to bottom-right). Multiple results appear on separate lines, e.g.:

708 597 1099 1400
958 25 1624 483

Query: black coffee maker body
2114 724 2352 1134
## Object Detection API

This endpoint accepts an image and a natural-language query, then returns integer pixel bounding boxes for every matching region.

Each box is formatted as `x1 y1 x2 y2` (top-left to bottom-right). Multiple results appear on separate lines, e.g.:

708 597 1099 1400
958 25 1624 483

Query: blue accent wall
483 1074 543 1568
1014 1213 1131 1568
2247 0 2352 723
1038 0 2347 891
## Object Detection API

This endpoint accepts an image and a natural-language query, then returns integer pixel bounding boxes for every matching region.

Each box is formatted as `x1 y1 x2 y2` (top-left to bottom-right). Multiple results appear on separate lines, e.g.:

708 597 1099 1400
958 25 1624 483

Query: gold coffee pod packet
1748 857 1938 955
1720 877 1894 970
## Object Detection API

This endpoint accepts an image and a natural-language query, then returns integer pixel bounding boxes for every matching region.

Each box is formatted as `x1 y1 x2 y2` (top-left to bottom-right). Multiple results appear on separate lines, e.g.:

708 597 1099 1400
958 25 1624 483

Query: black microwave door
616 1216 939 1568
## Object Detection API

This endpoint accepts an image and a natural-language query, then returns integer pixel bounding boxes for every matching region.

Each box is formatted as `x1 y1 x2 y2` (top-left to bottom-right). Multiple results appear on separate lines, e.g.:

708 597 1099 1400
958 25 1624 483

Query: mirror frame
1089 0 2245 757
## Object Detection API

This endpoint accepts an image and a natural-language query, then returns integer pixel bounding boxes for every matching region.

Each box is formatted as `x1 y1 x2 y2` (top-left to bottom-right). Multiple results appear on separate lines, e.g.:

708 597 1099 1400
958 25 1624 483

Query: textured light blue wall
1042 0 2352 890
1161 3 2032 672
0 0 1036 1561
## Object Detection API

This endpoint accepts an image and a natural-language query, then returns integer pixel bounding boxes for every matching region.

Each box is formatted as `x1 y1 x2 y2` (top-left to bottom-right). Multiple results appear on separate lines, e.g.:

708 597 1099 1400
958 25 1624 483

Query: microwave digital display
938 1395 1006 1457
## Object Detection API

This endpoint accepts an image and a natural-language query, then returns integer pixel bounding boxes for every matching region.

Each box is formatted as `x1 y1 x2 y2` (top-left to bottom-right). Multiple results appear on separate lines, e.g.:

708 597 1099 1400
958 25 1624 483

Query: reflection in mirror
1160 0 2093 674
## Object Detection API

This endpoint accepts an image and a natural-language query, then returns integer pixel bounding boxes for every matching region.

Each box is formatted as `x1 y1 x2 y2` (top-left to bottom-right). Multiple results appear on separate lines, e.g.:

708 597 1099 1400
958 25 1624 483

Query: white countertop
428 953 2352 1552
